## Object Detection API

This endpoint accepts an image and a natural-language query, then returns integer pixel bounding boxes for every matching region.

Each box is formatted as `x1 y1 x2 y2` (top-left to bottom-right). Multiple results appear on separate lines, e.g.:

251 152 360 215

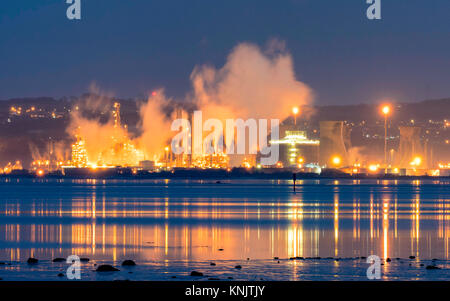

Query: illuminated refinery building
68 102 144 169
71 134 88 167
271 130 319 167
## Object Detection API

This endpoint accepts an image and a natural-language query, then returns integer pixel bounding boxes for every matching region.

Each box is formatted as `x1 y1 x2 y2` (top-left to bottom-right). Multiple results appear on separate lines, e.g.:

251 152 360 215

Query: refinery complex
1 100 449 178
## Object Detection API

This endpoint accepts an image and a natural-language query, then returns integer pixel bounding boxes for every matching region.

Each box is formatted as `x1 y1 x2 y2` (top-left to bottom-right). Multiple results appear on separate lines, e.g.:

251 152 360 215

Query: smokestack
319 121 349 167
397 126 424 168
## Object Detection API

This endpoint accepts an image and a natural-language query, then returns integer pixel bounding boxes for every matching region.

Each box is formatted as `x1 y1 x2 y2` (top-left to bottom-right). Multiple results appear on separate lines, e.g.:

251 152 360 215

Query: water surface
0 178 449 280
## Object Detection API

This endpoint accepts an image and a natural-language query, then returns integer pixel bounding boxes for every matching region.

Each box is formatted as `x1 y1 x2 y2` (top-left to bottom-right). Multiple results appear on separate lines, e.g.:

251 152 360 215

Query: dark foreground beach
1 256 449 281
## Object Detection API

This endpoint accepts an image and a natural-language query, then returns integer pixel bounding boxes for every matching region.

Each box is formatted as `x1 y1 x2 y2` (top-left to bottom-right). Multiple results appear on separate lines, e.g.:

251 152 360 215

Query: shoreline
1 256 449 281
1 169 449 181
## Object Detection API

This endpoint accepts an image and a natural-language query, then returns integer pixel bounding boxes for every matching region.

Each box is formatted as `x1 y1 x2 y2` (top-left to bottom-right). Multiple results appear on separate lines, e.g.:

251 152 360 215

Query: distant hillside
309 98 450 123
1 96 449 123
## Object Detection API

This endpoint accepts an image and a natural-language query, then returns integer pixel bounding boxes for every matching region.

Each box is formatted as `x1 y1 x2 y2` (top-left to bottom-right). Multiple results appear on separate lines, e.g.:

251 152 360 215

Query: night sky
1 0 450 105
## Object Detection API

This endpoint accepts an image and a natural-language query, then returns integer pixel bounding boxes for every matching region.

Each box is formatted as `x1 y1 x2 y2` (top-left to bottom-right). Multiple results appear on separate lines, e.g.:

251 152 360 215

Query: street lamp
292 107 299 126
164 146 170 168
410 156 422 167
332 156 341 167
381 105 391 168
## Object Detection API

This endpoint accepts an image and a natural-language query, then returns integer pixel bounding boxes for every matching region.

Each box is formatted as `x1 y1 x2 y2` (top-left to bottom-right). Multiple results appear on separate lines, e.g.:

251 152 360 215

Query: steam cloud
191 41 313 121
138 90 173 159
67 41 314 163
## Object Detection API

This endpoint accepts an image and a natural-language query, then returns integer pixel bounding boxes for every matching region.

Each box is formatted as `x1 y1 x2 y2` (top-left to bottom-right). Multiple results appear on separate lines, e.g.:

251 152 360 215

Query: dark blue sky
1 0 450 105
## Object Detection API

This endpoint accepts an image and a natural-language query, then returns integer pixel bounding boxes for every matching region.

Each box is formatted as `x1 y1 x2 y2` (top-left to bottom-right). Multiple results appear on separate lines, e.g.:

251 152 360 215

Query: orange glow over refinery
1 102 448 177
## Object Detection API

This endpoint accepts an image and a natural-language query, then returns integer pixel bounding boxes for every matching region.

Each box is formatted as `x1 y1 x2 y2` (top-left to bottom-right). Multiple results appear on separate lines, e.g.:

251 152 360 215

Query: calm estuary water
0 178 449 280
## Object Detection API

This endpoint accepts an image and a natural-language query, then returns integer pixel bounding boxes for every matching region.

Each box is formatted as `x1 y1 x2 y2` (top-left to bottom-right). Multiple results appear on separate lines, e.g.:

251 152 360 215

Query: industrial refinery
1 100 448 178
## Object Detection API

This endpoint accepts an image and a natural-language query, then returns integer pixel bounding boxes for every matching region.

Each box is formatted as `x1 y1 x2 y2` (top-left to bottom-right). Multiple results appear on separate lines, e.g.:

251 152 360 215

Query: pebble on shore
52 258 65 263
27 258 38 264
190 271 204 276
121 260 136 266
96 264 120 272
426 265 441 270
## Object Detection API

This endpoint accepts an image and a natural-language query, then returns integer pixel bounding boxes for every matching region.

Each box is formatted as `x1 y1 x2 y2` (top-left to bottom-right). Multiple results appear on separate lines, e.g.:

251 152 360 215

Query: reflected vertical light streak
334 193 339 257
92 189 96 254
184 226 188 258
102 223 106 254
383 199 389 259
438 199 444 239
122 225 126 256
298 200 304 257
113 225 117 261
164 197 169 220
271 227 274 258
394 196 398 238
59 224 62 253
415 196 420 256
446 199 449 260
410 193 420 257
370 194 374 240
102 193 106 219
165 223 168 256
353 197 360 240
288 198 304 258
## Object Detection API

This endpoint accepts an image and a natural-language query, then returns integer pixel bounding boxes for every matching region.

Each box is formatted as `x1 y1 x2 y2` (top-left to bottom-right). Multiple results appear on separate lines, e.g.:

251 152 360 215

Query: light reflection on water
0 178 449 263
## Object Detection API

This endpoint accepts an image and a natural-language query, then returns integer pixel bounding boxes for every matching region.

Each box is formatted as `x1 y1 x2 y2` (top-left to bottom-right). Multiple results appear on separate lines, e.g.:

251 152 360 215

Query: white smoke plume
347 146 367 166
137 89 173 159
67 41 314 164
190 41 313 121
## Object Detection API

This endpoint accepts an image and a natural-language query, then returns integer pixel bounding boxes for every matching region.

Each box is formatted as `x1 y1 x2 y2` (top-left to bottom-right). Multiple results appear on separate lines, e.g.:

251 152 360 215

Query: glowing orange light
368 164 379 172
381 105 390 115
332 156 341 166
36 169 44 176
410 156 422 166
292 107 299 115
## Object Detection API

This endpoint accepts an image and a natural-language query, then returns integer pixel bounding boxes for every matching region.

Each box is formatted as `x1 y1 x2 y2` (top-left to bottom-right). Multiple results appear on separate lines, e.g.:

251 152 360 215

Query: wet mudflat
0 178 449 280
